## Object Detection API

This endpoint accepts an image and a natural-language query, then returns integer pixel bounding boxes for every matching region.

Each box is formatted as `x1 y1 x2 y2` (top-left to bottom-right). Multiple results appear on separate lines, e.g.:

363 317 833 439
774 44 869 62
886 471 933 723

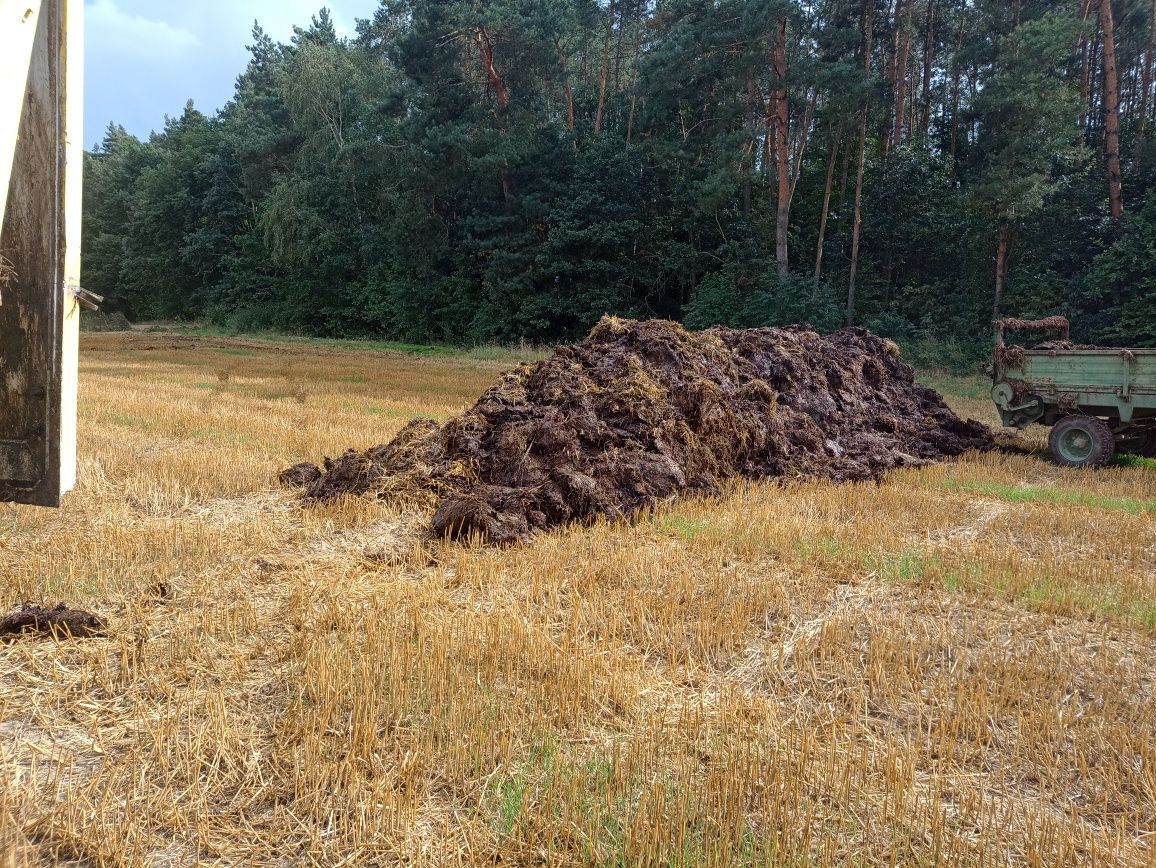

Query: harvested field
294 318 992 542
0 331 1154 866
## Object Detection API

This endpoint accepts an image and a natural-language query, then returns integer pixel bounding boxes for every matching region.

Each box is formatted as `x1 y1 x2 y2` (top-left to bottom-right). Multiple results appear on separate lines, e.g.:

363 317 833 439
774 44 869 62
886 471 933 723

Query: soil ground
0 331 1153 866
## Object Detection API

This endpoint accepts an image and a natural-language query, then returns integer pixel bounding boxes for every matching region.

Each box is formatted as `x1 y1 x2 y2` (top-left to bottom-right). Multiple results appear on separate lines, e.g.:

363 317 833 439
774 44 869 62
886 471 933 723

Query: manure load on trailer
0 0 85 507
285 317 994 543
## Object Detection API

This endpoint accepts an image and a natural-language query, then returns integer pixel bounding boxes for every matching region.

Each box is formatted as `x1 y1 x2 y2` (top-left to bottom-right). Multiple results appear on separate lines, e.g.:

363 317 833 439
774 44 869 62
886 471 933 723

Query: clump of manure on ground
285 318 993 543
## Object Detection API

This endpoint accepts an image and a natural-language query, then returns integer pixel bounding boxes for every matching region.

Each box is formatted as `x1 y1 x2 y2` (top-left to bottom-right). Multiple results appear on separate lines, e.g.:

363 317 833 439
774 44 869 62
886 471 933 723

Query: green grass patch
798 537 987 591
108 413 155 432
945 480 1156 515
796 536 844 558
1019 580 1156 629
652 515 715 542
940 561 988 592
486 736 559 839
1128 599 1156 630
340 401 441 421
1118 453 1156 470
797 537 986 589
214 347 256 357
76 365 152 379
42 569 103 599
916 372 989 400
1020 578 1068 611
864 548 941 583
494 775 527 838
187 428 260 447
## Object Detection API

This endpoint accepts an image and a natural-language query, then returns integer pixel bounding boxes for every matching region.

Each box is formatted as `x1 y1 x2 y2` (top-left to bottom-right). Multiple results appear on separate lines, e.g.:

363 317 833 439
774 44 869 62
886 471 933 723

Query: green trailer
991 317 1156 467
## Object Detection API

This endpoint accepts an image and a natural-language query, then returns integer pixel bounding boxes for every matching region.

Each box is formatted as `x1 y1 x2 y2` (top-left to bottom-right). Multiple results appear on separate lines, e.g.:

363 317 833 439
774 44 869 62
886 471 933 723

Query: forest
81 0 1156 364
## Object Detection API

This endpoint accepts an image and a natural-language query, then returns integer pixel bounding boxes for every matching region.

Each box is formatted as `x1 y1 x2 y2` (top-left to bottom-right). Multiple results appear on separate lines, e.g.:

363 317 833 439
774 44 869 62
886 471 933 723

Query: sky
83 0 380 147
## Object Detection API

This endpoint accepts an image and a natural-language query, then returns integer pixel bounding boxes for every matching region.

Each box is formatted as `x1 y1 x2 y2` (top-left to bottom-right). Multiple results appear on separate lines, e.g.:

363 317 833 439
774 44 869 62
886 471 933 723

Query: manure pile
286 318 992 543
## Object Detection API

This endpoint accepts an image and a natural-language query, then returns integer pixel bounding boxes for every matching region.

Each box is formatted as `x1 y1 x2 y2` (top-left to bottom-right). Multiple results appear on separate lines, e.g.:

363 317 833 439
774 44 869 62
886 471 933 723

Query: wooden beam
0 0 82 506
0 0 43 232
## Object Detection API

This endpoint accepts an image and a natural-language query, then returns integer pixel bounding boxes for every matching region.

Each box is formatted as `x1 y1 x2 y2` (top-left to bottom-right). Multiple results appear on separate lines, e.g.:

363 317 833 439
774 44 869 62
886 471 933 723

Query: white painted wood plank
59 0 81 496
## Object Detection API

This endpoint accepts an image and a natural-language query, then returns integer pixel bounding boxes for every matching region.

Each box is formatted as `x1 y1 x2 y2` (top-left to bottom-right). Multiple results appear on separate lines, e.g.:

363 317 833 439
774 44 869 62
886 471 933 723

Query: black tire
1048 415 1116 468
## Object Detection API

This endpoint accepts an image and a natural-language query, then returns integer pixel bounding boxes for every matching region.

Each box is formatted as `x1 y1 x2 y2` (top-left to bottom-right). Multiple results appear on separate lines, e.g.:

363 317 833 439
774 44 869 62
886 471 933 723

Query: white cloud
120 1 360 50
83 0 378 144
85 0 199 57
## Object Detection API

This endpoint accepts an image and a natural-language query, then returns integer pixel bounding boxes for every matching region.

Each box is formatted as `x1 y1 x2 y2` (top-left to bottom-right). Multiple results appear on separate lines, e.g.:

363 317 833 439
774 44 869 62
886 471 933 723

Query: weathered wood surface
0 0 82 506
0 2 43 232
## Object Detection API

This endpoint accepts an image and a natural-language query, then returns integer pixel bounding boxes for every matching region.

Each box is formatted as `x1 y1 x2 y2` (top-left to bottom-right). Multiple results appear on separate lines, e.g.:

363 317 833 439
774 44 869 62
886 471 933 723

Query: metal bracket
1120 349 1135 401
68 283 103 311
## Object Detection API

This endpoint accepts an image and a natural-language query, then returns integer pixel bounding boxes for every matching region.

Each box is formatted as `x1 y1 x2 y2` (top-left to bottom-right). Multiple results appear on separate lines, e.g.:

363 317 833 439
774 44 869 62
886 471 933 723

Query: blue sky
84 0 380 147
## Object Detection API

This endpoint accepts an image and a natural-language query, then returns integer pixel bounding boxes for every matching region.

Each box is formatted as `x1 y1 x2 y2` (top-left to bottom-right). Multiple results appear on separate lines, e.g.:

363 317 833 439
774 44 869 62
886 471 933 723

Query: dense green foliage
81 0 1156 360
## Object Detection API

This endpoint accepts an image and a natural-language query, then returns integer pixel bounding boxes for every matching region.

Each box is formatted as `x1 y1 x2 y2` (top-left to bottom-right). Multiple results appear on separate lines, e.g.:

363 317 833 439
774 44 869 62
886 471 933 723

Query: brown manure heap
287 318 992 543
1 603 107 641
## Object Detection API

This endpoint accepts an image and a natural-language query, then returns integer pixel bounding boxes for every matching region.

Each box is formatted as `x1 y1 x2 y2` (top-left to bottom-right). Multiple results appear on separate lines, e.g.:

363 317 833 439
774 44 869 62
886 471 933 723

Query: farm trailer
991 317 1156 467
0 0 86 506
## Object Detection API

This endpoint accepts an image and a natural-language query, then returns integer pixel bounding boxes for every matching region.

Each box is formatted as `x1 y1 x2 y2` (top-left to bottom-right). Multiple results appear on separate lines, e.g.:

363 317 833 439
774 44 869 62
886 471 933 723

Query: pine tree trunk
847 117 869 324
555 40 575 133
744 78 757 216
594 0 616 133
908 51 919 134
614 1 626 92
1127 57 1139 117
814 131 841 294
474 27 509 109
915 11 924 134
624 0 643 147
1090 32 1102 125
921 0 936 138
1101 0 1124 223
472 27 512 200
464 37 474 88
1137 0 1155 148
892 0 914 150
1078 0 1094 133
790 90 817 205
771 16 791 277
848 0 875 326
993 222 1012 322
882 0 897 158
838 131 853 209
949 11 965 177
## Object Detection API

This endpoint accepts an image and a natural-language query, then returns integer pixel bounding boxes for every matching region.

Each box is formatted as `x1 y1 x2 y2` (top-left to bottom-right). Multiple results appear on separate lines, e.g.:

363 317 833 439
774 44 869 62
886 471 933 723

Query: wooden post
0 0 83 506
0 2 43 230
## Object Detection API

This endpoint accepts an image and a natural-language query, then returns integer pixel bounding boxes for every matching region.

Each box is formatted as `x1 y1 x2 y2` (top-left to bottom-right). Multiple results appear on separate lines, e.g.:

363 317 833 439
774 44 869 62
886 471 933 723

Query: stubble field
1 331 1154 867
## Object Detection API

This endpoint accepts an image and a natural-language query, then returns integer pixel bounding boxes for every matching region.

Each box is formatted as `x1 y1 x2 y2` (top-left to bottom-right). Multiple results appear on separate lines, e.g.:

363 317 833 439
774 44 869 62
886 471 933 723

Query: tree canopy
81 0 1156 360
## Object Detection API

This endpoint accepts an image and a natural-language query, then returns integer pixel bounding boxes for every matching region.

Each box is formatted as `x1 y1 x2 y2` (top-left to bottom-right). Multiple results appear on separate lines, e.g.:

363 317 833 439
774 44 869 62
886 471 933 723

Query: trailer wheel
1049 416 1115 468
